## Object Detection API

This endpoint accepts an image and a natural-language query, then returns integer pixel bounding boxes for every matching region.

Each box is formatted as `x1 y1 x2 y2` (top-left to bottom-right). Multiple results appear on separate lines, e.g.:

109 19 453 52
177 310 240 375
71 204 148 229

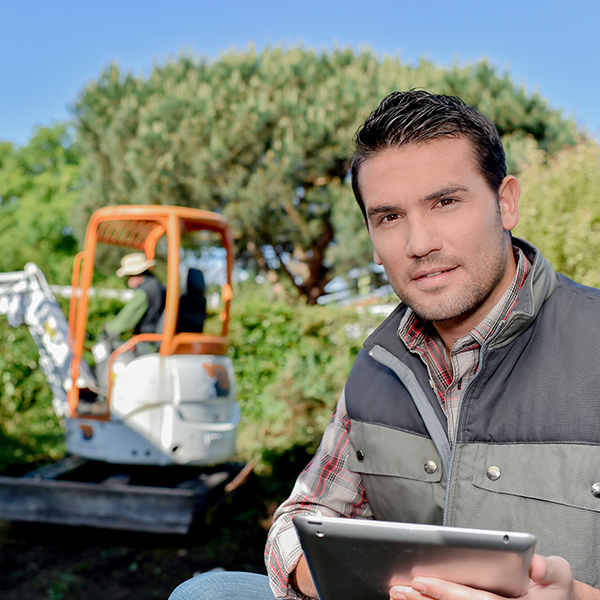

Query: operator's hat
116 253 155 277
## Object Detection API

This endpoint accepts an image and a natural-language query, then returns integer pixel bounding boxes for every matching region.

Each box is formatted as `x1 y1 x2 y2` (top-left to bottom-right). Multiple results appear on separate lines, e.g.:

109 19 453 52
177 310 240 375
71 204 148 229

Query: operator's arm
264 388 372 599
104 289 148 336
389 554 600 600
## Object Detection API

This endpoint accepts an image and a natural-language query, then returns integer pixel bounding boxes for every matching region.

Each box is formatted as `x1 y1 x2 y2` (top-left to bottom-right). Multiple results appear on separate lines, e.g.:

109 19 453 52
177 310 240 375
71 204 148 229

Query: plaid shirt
264 247 532 599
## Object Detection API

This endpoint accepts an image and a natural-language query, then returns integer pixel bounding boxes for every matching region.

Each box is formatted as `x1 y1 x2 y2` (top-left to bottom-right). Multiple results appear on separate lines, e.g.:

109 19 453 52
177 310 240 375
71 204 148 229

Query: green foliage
0 124 81 284
73 47 577 303
227 283 384 463
0 295 122 472
442 60 576 154
47 572 82 600
513 139 600 287
0 319 64 471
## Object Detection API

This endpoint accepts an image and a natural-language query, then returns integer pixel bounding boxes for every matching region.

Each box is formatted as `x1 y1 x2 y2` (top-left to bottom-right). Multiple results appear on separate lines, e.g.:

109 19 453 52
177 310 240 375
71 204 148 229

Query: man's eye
438 198 455 207
383 213 399 222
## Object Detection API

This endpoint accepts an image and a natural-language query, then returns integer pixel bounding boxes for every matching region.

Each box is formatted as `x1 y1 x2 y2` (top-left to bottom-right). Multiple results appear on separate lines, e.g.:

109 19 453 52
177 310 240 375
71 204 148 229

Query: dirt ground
0 445 312 599
0 474 273 600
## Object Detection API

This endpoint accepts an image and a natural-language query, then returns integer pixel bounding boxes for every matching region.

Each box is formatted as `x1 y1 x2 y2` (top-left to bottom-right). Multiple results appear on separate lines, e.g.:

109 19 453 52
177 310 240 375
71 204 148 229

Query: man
169 91 600 600
104 252 166 354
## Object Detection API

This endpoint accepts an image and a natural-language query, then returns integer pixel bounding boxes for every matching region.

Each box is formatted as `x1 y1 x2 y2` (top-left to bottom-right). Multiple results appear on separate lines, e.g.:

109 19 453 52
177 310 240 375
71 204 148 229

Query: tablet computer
293 515 536 600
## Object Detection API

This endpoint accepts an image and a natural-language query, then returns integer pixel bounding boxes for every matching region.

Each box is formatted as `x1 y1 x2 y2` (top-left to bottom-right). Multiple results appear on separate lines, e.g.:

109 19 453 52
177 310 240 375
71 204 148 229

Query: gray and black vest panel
345 274 600 587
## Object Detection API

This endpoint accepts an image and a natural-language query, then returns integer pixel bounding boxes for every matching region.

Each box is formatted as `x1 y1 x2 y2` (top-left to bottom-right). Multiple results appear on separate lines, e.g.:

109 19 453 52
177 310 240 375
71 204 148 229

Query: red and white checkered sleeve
264 388 372 598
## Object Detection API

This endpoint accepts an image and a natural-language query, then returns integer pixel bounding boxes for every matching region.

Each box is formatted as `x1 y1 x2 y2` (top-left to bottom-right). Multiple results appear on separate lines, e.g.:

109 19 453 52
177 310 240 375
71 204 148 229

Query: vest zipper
368 341 495 526
442 339 491 525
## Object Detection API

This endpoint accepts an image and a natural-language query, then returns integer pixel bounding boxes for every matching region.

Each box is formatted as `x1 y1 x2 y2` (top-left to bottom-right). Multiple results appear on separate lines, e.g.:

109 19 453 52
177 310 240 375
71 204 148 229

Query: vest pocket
472 443 600 513
349 420 443 481
348 420 445 523
451 443 600 586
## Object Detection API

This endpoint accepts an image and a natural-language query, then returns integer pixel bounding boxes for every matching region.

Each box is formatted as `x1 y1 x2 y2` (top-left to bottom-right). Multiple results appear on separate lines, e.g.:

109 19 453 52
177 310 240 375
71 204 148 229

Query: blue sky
1 0 599 146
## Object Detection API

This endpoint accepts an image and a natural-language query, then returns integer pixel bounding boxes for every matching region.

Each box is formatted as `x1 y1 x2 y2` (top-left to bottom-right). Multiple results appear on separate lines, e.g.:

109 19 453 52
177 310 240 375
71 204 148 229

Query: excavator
0 205 245 534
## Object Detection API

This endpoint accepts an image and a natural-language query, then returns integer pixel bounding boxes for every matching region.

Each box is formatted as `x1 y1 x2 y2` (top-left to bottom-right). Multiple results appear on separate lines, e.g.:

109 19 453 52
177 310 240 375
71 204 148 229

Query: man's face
360 137 519 330
127 275 143 289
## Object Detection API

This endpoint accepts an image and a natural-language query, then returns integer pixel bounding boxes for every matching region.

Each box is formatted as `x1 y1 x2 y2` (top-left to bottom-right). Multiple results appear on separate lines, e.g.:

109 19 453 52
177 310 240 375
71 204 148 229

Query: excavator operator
103 252 166 355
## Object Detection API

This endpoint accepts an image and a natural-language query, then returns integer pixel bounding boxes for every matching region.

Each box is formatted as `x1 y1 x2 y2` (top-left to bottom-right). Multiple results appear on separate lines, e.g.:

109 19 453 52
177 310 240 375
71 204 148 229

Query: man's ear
498 175 520 231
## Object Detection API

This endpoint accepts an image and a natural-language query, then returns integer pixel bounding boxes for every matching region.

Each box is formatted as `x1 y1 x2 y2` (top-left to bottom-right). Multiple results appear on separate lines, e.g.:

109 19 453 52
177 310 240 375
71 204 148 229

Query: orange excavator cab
65 205 239 466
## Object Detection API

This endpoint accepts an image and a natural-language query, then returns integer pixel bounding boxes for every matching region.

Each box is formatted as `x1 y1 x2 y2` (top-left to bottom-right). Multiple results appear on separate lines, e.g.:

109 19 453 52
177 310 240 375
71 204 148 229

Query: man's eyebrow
420 185 468 203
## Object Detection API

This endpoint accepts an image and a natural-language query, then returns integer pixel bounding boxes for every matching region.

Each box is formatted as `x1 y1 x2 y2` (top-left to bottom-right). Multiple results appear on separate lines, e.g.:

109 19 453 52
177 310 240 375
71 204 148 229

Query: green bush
228 284 385 465
0 320 63 472
513 139 600 287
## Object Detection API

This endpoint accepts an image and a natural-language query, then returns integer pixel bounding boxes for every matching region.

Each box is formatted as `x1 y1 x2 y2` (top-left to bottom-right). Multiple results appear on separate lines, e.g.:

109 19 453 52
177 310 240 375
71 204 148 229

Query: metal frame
66 205 235 418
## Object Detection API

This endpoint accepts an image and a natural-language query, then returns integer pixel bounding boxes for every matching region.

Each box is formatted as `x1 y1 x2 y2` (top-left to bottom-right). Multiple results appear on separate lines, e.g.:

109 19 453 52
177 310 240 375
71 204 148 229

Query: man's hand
290 555 319 599
389 555 598 600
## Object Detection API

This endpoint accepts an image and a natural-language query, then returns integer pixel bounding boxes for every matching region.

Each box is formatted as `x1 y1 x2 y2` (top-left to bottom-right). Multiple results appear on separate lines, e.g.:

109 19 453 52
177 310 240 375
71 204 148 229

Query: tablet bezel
293 515 537 600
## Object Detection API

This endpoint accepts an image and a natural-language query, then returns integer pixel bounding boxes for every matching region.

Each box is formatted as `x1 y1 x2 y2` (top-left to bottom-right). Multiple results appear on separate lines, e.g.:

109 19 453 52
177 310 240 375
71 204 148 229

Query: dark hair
350 90 507 220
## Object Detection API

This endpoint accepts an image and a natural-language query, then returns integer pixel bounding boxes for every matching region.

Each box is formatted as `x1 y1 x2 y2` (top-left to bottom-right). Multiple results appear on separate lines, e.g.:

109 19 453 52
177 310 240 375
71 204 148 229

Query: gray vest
345 240 600 587
136 274 166 334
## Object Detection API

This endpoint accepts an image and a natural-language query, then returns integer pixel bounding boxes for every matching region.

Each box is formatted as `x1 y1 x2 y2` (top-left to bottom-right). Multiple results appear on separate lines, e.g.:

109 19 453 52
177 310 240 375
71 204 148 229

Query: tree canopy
0 125 80 282
73 47 578 302
514 139 600 287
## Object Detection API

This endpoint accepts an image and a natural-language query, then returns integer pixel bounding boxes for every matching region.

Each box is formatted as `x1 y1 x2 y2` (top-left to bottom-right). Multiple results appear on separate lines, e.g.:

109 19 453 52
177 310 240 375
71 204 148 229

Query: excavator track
0 457 245 534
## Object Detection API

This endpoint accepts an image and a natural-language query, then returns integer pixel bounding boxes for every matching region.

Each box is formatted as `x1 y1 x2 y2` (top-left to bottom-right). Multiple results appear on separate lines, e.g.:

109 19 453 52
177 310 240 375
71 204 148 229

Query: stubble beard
387 227 510 324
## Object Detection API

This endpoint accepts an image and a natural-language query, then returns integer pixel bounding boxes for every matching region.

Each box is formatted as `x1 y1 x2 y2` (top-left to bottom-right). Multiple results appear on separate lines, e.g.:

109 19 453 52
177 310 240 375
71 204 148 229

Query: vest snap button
486 466 501 481
356 450 365 462
592 483 600 498
424 460 437 474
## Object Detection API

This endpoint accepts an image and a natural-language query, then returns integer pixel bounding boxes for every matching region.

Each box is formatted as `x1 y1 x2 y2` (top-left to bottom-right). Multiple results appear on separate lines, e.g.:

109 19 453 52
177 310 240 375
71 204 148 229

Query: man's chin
399 293 473 323
410 308 465 323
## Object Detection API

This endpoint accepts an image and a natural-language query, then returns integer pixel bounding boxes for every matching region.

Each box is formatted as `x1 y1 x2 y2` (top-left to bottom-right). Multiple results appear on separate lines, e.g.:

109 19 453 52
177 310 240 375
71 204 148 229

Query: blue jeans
169 571 276 600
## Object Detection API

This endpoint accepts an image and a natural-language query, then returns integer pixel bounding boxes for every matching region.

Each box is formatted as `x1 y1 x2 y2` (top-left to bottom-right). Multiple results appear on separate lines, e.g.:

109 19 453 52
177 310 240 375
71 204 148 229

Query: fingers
390 556 576 600
529 555 574 589
390 584 424 600
390 578 495 600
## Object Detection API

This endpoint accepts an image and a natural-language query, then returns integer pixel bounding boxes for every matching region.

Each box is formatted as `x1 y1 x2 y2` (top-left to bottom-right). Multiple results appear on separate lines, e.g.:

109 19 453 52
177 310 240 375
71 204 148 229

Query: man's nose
405 218 442 258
